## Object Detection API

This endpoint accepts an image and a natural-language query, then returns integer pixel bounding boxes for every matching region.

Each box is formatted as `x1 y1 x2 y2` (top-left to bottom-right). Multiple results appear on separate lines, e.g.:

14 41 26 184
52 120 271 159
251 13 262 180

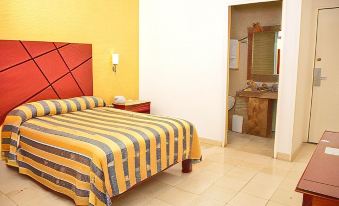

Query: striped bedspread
1 96 201 206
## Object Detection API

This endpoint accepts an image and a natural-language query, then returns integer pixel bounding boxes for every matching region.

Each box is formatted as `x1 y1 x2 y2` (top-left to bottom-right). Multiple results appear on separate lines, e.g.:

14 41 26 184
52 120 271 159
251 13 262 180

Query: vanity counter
238 90 278 99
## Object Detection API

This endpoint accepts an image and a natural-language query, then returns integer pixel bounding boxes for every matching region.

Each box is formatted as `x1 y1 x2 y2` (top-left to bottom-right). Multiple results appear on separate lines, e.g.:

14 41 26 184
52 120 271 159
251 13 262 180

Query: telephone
114 96 126 104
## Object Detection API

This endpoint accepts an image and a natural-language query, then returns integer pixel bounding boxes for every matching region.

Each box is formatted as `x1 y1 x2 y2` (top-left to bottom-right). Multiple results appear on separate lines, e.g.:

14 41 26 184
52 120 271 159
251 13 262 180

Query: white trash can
232 115 243 133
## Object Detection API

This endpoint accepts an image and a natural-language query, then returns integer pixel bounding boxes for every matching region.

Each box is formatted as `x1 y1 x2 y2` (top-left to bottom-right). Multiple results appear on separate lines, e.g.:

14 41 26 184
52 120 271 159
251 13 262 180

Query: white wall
139 0 229 141
140 0 306 159
273 0 303 157
292 0 339 154
292 0 315 154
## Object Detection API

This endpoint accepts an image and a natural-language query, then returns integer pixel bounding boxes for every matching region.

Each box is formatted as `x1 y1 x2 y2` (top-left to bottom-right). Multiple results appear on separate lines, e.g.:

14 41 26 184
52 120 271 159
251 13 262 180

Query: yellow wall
0 0 139 104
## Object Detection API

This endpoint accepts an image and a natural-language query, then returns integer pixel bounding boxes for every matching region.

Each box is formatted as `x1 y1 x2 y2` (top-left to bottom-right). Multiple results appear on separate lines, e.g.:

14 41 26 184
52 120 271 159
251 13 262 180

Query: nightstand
113 100 151 114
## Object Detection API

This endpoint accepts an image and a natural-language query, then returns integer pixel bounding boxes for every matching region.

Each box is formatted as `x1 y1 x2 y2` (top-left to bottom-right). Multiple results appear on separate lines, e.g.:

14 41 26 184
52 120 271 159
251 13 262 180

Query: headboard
0 40 93 124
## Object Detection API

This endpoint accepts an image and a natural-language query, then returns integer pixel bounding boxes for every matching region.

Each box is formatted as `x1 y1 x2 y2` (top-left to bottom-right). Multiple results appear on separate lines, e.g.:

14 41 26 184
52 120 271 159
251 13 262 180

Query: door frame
224 0 283 156
307 6 339 142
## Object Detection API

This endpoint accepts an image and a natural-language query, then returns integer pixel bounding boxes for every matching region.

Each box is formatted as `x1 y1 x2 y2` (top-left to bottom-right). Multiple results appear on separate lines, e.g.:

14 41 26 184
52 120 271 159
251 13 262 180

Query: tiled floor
227 131 275 157
0 140 316 206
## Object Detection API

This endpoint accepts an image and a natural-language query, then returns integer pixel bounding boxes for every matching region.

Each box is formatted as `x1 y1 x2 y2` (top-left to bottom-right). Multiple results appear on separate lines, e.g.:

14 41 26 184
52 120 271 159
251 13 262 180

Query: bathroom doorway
226 1 282 157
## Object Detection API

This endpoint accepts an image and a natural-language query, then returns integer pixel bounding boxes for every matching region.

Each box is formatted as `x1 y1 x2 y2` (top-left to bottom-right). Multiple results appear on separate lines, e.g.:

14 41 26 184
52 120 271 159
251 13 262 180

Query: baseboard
290 142 304 161
276 152 292 161
199 137 223 147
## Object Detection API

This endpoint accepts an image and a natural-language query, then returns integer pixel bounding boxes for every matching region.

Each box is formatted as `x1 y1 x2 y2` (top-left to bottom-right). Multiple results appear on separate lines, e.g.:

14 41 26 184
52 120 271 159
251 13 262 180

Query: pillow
1 96 106 164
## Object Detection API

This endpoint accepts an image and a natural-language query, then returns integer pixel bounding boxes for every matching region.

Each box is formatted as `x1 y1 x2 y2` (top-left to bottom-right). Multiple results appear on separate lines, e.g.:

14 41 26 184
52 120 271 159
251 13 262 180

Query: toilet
228 96 235 111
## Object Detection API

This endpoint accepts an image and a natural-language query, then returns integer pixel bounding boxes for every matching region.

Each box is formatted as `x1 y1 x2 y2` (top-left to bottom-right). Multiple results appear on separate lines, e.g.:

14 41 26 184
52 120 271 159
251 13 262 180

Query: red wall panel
0 40 93 124
59 43 92 69
72 59 93 95
22 41 55 58
0 41 30 71
52 74 83 99
35 50 69 82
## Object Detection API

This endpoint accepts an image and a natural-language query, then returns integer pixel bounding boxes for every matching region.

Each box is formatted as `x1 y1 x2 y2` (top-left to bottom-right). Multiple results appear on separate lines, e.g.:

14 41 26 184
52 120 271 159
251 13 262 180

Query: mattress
1 96 201 206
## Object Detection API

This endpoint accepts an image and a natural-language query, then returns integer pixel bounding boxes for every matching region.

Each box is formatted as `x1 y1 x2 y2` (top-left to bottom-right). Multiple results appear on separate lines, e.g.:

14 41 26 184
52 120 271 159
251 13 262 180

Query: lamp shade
112 53 119 65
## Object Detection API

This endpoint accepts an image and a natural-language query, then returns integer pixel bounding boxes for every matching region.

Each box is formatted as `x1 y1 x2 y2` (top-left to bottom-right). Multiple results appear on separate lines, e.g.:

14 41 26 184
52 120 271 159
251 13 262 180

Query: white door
309 8 339 143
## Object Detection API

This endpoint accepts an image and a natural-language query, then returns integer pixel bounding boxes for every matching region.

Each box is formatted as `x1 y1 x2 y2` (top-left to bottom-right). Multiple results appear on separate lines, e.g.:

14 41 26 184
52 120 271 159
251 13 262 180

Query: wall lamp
112 53 119 72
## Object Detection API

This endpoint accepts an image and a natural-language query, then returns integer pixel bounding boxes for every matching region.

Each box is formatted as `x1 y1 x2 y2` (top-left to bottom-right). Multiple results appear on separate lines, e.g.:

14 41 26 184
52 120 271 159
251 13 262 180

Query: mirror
247 24 281 82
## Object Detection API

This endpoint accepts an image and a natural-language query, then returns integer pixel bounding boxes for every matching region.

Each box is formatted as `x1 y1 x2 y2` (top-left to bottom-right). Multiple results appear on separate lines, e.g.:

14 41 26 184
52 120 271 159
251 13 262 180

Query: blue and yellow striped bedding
1 96 201 206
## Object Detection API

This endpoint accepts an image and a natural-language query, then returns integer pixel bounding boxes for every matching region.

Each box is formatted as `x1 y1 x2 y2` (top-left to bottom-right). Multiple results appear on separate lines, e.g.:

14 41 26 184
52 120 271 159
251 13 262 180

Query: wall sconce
112 53 119 72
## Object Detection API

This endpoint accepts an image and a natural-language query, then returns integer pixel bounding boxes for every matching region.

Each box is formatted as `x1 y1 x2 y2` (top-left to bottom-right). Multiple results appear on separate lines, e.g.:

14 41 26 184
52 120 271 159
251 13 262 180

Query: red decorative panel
28 87 59 103
0 41 30 71
22 41 55 58
35 51 69 82
72 59 93 95
0 40 93 124
52 74 83 99
59 44 92 69
54 42 68 48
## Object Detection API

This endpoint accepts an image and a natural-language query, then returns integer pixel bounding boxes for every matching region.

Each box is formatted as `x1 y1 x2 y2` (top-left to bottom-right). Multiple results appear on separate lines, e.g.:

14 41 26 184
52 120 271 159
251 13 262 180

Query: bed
0 40 201 206
1 96 201 205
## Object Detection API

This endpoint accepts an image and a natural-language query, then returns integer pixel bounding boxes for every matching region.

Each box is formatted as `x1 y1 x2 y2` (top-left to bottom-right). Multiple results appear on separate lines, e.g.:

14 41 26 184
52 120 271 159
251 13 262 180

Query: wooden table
296 131 339 206
113 100 151 114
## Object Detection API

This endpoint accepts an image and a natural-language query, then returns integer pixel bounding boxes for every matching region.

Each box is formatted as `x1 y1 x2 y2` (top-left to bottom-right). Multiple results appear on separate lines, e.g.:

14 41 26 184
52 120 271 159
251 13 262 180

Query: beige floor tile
49 197 74 206
270 187 303 206
147 198 173 206
0 192 16 206
192 158 210 170
204 153 231 164
200 184 238 204
250 172 284 186
278 177 299 191
214 175 249 191
268 159 293 170
133 178 173 198
187 170 223 182
6 185 52 206
241 145 273 157
285 170 304 181
242 180 280 199
223 158 244 167
203 162 236 175
114 189 151 206
241 153 272 165
266 200 288 206
164 163 186 176
227 131 274 158
0 177 35 195
259 166 290 177
0 162 18 181
0 164 35 194
238 161 267 171
200 143 215 150
228 192 268 206
175 174 216 194
156 187 199 206
290 162 308 172
0 137 315 206
201 145 225 157
154 171 189 186
226 166 258 181
191 195 227 206
25 193 74 206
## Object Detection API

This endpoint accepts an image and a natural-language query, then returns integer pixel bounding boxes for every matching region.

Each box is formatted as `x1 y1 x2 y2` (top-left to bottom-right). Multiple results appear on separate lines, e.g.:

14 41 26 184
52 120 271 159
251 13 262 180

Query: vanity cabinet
238 91 277 137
